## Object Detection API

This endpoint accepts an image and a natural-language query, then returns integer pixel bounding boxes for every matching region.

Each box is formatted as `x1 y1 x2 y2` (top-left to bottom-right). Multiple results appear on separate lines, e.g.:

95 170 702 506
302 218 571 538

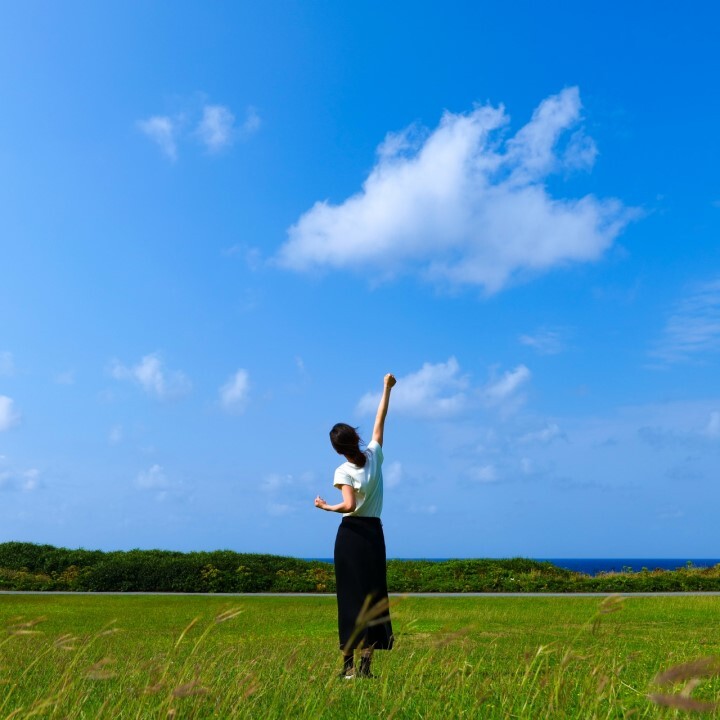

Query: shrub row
1 542 719 593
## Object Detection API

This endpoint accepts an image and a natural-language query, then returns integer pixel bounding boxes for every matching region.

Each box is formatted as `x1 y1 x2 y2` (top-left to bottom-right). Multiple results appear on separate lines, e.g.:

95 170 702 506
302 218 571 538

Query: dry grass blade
654 657 720 685
342 595 393 653
648 693 717 712
173 616 200 649
98 627 122 637
599 595 625 615
86 658 116 680
143 681 166 695
171 679 209 698
8 617 46 630
52 633 79 651
431 626 472 649
215 607 244 624
7 617 46 637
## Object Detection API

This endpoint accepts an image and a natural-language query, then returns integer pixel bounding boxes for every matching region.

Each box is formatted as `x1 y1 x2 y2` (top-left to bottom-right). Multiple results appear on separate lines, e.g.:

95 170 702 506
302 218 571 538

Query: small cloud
135 464 169 490
384 461 403 488
0 467 40 492
484 365 531 403
409 504 437 515
705 411 720 439
562 129 597 171
262 472 303 516
0 396 20 431
519 423 562 444
219 369 250 412
140 100 257 160
241 106 261 137
110 353 191 400
137 115 178 160
55 370 75 385
658 509 685 520
261 473 294 493
222 244 262 270
109 425 123 445
357 358 468 418
469 464 498 483
651 278 720 363
267 502 295 517
197 104 235 152
20 469 39 491
0 351 14 377
519 329 565 355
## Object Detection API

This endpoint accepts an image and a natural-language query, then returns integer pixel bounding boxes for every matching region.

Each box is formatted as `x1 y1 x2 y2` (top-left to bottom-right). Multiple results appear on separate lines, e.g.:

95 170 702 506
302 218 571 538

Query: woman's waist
341 515 382 526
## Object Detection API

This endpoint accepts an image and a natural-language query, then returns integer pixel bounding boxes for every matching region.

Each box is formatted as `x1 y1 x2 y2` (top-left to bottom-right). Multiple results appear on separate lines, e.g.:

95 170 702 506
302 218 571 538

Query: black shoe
357 659 375 678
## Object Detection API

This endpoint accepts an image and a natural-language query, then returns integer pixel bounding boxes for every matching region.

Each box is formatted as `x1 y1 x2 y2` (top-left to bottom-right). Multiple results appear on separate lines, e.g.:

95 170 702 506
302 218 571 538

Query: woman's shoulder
366 439 384 457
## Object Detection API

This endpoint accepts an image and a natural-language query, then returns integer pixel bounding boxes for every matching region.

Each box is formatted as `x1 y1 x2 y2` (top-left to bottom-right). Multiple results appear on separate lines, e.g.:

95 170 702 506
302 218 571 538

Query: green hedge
0 542 719 593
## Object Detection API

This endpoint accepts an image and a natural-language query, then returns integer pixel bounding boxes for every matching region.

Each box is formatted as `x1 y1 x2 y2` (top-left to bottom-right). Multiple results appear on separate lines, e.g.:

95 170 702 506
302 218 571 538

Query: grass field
1 594 720 718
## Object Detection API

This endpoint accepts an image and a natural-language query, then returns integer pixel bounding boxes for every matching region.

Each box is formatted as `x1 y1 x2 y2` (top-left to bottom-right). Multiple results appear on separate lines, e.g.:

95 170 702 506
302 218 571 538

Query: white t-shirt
333 439 384 518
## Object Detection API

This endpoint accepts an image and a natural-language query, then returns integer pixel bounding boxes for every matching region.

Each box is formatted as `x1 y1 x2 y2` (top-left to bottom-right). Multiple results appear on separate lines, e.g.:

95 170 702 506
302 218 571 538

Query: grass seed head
648 693 717 712
172 679 209 698
215 607 244 624
654 657 720 685
86 658 116 680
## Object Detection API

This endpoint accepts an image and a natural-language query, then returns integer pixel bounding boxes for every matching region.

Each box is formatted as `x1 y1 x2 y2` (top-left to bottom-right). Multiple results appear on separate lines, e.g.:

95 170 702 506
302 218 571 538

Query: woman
314 373 396 679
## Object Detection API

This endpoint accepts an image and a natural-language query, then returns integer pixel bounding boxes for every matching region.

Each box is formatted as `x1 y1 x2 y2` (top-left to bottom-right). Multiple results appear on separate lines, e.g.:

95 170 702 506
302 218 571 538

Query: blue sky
1 2 719 558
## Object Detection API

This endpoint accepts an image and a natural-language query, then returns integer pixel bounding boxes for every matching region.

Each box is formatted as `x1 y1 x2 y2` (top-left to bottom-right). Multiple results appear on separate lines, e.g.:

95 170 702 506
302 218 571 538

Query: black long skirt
334 516 394 652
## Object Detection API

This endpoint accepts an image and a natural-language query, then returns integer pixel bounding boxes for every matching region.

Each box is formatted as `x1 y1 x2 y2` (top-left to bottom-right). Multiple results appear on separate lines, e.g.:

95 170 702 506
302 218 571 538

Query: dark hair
329 423 367 468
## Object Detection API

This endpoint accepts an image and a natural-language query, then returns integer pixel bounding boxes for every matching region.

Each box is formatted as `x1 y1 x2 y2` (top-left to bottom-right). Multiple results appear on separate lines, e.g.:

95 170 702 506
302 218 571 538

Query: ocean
306 558 720 576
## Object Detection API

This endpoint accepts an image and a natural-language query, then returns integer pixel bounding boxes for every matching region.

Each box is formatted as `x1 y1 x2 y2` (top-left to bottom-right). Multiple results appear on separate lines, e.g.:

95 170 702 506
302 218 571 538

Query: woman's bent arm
315 484 357 513
372 373 396 447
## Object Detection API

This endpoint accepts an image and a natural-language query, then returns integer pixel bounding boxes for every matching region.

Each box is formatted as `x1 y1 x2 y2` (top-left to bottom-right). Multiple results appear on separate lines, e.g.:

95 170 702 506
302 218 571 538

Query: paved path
2 591 720 597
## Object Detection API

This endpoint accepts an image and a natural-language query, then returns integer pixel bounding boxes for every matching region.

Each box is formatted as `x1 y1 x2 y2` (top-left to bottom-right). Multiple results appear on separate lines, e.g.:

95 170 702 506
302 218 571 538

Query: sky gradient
1 2 719 558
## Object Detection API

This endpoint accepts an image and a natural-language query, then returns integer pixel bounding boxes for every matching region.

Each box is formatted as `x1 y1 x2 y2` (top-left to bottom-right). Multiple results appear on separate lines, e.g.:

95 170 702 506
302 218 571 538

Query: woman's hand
384 373 396 389
314 495 327 510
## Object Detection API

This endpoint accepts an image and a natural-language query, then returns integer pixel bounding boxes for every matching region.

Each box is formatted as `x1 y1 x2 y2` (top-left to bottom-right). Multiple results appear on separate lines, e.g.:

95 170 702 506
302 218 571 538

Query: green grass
1 594 720 718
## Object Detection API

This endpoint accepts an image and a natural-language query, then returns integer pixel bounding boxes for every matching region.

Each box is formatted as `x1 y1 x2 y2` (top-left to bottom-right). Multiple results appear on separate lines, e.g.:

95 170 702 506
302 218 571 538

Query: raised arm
372 373 396 447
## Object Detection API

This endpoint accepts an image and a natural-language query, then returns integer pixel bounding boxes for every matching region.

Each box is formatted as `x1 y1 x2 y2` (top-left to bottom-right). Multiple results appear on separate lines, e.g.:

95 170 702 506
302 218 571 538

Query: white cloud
109 425 123 445
357 358 468 418
197 105 235 152
519 329 565 355
135 464 169 490
20 468 39 491
520 423 562 444
137 115 178 160
241 106 261 136
484 365 531 402
520 457 534 475
140 101 257 160
278 87 632 293
110 353 191 400
54 370 75 385
652 279 720 363
0 467 39 492
267 502 295 517
220 369 250 412
261 471 314 516
409 504 437 515
470 464 498 483
222 243 262 270
0 352 14 376
384 461 403 488
706 411 720 439
0 396 20 431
